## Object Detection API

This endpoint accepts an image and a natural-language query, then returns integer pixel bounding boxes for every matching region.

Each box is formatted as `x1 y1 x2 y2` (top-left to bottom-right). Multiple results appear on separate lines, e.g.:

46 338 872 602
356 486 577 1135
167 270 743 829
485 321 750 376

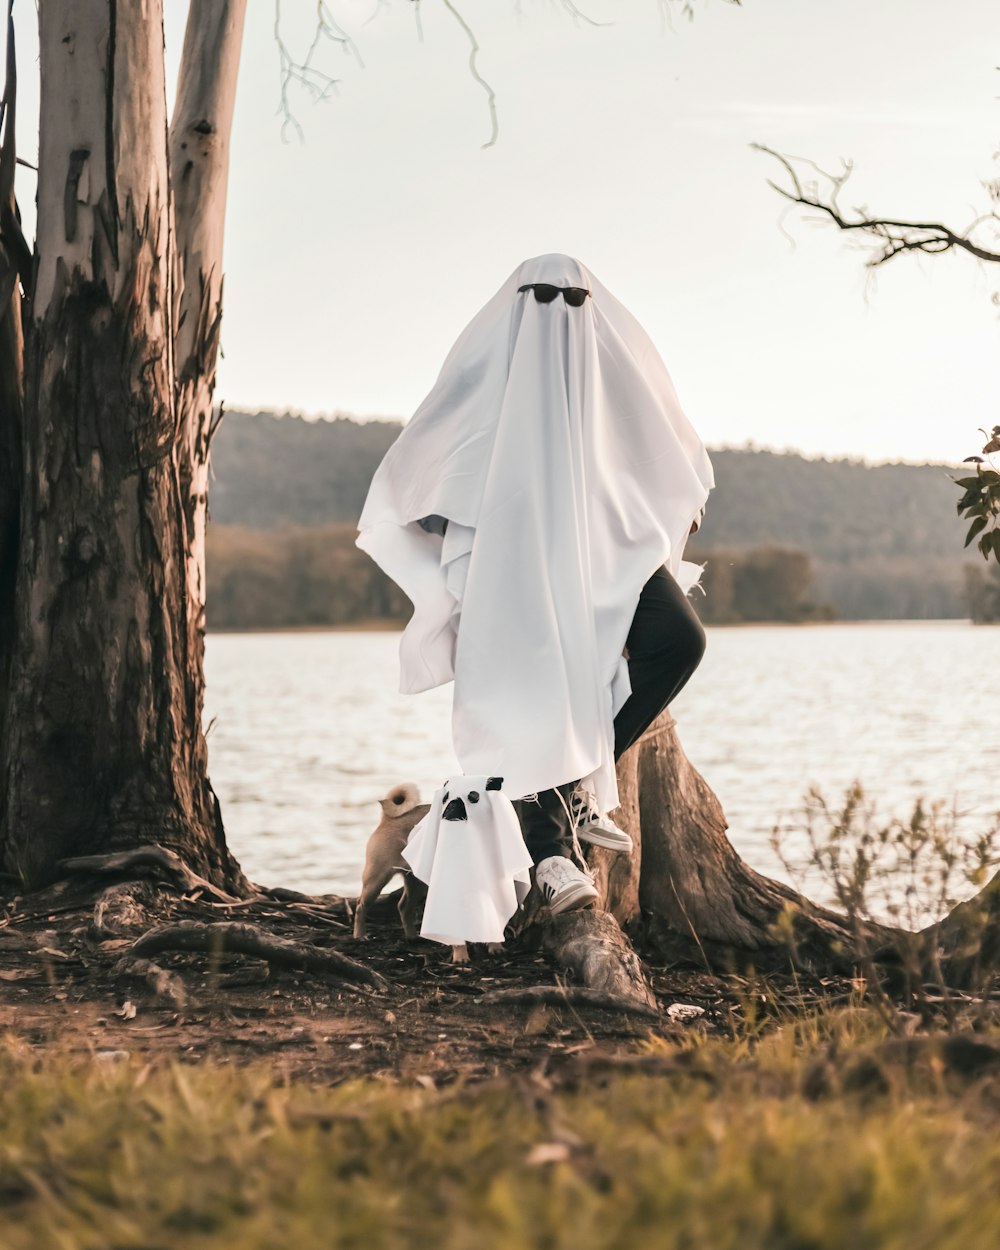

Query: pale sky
5 0 999 462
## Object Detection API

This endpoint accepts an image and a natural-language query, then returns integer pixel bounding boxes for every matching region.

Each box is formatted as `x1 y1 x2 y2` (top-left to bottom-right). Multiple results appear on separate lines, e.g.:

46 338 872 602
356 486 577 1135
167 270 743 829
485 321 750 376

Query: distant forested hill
210 412 402 527
209 412 972 620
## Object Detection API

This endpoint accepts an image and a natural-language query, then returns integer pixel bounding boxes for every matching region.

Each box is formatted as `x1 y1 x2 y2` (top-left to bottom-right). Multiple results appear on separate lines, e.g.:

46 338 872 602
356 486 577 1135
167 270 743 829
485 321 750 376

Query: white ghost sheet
356 253 715 817
401 774 533 947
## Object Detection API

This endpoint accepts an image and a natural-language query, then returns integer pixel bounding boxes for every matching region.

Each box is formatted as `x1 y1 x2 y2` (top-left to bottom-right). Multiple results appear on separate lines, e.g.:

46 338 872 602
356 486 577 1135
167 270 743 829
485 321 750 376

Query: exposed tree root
124 956 188 1010
131 921 388 991
541 910 658 1010
90 881 165 941
60 845 242 905
479 984 661 1020
257 885 350 912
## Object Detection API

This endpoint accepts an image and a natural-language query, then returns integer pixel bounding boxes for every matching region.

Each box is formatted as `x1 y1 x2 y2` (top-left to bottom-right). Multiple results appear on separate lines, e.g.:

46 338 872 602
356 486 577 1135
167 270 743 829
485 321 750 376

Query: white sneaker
568 786 634 853
535 856 599 915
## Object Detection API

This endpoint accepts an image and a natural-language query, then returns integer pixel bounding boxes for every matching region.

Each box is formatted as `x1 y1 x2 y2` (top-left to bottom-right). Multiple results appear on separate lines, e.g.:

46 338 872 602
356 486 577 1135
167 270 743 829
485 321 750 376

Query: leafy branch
956 426 1000 564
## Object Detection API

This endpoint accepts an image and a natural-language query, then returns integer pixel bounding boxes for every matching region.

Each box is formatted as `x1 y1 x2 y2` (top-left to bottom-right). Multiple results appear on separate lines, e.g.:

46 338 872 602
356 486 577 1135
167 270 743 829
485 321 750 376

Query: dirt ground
0 875 856 1084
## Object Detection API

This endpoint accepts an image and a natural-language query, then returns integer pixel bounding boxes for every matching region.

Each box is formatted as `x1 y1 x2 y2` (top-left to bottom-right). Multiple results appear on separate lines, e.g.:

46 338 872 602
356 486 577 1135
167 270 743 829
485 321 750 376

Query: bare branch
556 1 612 28
273 0 343 143
317 1 365 67
754 143 1000 268
441 0 499 149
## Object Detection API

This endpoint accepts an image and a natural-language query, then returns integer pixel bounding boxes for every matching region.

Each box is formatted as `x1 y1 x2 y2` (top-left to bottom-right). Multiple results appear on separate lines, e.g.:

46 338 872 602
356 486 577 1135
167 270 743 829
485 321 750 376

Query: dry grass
2 1005 1000 1250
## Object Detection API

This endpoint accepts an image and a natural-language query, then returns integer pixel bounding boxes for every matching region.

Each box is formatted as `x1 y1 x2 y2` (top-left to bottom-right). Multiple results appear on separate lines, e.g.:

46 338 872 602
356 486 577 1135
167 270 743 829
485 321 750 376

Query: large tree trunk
0 2 26 743
170 0 246 696
0 1 245 893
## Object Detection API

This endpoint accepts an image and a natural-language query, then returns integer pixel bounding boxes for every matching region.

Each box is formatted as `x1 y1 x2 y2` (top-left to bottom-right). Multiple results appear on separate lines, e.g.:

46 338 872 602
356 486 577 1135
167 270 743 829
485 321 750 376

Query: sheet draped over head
356 253 714 815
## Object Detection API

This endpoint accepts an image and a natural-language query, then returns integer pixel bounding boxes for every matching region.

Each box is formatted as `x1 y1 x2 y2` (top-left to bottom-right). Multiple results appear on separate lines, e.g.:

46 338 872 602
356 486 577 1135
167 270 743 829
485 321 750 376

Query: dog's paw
486 942 505 955
450 943 470 964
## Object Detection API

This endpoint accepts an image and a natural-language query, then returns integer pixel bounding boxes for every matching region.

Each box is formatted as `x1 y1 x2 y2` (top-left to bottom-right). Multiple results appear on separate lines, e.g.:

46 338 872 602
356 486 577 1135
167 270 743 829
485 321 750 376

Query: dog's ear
485 776 503 791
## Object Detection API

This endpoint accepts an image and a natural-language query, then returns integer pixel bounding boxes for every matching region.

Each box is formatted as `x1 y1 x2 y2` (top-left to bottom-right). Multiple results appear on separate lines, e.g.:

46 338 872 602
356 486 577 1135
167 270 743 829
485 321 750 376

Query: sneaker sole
576 826 634 852
548 880 600 915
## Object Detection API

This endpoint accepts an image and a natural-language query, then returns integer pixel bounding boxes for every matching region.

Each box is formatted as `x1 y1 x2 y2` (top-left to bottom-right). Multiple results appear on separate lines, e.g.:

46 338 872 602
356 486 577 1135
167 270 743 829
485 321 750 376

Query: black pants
513 564 706 864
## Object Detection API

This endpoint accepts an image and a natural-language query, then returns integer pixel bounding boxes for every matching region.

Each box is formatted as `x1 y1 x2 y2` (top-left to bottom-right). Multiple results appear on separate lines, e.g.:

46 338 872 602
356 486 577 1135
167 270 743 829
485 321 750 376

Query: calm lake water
203 622 999 918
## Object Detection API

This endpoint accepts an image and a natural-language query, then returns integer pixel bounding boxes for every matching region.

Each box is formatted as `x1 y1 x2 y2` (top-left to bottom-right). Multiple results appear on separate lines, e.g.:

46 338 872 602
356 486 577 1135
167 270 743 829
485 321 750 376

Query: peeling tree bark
0 273 20 734
0 0 26 748
0 1 245 893
170 0 246 699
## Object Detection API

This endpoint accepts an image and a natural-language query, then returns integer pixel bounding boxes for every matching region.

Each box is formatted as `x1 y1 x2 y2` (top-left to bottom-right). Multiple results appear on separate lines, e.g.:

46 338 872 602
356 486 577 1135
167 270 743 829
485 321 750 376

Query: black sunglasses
517 283 591 307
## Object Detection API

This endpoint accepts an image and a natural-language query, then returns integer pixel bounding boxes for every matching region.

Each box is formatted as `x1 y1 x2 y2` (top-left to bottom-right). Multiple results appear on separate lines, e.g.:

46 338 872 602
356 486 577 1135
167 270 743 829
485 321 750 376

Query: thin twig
753 143 1000 268
274 0 343 142
441 0 499 149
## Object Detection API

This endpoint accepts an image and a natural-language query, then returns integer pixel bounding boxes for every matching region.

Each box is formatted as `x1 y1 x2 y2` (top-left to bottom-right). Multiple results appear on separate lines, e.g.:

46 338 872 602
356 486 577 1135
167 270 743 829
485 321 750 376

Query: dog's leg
451 943 469 963
353 866 398 939
398 874 425 940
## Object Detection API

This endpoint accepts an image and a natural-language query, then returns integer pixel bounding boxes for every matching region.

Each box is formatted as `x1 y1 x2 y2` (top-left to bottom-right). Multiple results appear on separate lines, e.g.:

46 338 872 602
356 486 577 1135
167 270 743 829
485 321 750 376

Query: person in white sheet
356 254 714 916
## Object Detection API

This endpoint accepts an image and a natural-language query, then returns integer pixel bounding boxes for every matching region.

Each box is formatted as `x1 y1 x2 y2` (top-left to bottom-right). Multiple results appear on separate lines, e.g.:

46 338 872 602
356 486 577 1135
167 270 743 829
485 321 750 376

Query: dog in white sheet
402 774 533 955
353 782 429 942
354 777 530 963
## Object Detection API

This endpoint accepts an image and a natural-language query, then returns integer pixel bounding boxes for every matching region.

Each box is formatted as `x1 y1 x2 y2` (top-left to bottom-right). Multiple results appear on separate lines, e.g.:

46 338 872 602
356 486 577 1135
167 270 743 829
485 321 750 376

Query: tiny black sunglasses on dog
517 283 591 307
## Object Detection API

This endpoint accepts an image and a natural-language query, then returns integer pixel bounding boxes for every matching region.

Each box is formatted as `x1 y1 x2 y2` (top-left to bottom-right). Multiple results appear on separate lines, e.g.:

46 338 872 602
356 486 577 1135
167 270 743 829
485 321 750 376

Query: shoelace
555 788 590 873
521 788 592 874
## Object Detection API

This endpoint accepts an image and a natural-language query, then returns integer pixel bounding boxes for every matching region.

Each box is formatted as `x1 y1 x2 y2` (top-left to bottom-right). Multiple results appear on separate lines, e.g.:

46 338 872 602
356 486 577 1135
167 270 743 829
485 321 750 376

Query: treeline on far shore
207 413 988 622
965 562 1000 624
205 526 834 631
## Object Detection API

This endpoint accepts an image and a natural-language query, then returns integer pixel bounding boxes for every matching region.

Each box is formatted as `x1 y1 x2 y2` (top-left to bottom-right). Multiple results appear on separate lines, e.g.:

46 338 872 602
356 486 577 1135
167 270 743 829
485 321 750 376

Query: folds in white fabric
356 253 714 811
401 774 533 947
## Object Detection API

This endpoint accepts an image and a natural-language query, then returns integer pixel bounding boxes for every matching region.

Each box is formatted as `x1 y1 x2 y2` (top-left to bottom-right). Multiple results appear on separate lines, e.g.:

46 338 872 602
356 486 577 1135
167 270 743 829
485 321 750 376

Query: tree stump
585 712 882 973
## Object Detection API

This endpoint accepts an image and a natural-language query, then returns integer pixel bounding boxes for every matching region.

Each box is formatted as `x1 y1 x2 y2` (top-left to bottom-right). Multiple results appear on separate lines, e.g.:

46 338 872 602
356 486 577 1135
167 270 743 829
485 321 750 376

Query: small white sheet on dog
402 774 532 947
